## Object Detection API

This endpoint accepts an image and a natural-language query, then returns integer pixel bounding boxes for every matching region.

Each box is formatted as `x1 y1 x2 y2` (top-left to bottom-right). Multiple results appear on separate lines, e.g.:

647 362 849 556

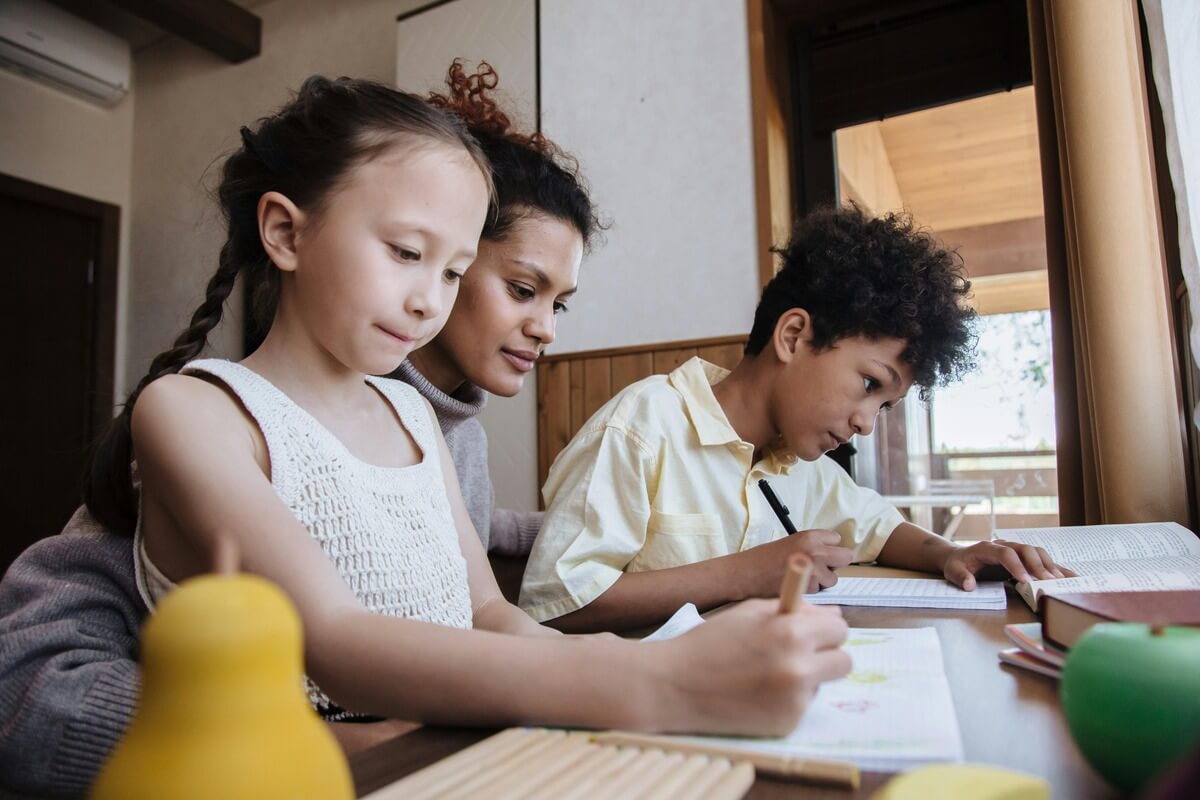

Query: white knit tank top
133 358 473 720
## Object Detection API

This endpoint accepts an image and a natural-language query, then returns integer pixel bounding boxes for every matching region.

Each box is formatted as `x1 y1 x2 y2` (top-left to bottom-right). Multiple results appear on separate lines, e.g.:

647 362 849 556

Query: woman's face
417 212 583 396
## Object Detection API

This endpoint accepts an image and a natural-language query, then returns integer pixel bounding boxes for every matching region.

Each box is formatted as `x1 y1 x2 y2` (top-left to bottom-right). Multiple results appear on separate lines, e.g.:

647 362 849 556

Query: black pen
757 478 797 535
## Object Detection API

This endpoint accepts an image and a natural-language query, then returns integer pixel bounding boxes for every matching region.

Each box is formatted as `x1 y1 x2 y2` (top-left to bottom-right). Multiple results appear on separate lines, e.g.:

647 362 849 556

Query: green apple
1060 622 1200 793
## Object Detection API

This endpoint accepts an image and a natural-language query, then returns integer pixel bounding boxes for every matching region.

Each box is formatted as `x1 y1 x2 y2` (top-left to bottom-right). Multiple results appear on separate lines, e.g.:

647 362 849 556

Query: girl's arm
132 375 851 736
419 400 552 638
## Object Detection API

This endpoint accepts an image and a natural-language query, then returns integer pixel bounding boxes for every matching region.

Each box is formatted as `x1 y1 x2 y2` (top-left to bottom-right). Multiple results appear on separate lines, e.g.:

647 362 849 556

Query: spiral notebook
803 577 1006 610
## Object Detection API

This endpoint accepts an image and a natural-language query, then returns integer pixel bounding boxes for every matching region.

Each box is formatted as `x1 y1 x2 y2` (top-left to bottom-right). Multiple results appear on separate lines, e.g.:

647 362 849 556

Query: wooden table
350 586 1116 799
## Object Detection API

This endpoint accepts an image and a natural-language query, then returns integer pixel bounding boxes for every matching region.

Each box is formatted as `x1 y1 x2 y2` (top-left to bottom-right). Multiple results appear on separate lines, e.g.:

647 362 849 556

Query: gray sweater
390 360 542 555
0 521 143 798
0 364 541 797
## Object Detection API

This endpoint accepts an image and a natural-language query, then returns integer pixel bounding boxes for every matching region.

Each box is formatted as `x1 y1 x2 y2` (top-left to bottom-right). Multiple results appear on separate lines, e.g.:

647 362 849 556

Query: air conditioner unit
0 0 130 106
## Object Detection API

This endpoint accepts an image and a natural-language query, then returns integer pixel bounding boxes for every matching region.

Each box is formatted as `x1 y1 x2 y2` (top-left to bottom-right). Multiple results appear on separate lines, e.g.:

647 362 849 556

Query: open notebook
804 577 1006 610
643 605 964 772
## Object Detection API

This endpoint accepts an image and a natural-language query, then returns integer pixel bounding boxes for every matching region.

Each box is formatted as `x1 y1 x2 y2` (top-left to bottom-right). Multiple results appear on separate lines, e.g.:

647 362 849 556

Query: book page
671 628 963 772
804 577 1006 610
1000 523 1200 564
1061 554 1200 576
1029 571 1200 598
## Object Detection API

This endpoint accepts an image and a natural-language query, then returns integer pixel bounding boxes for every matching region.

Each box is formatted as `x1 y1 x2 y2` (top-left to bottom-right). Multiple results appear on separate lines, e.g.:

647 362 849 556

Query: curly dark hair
746 204 977 397
427 60 604 250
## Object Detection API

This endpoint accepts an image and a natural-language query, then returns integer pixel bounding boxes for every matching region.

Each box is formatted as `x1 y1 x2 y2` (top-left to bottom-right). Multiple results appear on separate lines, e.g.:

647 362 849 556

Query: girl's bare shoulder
131 372 258 453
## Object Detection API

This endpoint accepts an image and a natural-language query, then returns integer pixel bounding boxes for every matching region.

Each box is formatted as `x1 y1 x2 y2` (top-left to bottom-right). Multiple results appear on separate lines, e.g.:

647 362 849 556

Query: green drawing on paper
846 634 892 646
846 671 888 684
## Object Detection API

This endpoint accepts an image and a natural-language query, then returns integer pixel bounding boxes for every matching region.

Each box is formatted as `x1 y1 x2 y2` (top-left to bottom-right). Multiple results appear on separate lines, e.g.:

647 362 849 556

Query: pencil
778 552 812 613
589 731 860 789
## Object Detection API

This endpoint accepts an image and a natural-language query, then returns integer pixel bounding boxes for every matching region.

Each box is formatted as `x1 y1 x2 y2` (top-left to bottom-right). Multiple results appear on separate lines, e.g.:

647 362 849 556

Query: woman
394 60 600 556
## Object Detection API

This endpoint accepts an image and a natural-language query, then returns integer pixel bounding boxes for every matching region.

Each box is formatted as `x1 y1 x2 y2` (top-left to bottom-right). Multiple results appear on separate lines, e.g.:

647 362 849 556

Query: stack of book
994 522 1200 679
1000 622 1065 679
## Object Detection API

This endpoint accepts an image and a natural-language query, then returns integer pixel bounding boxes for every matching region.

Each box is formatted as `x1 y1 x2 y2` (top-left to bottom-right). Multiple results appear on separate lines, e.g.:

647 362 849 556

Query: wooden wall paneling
581 357 612 420
538 360 573 492
697 343 746 371
610 352 655 394
653 348 698 375
569 361 586 432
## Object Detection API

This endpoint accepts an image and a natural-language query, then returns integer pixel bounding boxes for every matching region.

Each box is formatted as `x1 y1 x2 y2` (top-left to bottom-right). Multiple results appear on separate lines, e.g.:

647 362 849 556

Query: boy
519 205 1072 631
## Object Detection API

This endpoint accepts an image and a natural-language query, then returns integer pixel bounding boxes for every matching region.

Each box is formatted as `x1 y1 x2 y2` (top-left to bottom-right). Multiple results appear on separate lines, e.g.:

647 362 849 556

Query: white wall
0 68 134 401
539 0 761 353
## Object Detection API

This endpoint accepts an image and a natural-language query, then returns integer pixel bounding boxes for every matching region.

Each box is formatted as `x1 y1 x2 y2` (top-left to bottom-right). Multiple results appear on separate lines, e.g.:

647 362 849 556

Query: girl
390 62 593 557
85 78 850 735
1 70 602 796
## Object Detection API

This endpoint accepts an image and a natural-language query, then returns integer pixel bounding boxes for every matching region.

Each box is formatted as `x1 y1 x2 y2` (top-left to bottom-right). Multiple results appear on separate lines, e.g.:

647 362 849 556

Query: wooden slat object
360 728 755 800
536 335 748 494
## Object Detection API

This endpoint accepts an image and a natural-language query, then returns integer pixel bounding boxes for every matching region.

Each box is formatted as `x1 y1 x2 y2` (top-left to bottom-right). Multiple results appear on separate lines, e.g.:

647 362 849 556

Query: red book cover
1041 590 1200 650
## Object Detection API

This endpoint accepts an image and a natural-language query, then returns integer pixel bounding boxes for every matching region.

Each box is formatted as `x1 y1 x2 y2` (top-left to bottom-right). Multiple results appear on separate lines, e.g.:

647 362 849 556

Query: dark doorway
771 0 1033 479
0 173 119 575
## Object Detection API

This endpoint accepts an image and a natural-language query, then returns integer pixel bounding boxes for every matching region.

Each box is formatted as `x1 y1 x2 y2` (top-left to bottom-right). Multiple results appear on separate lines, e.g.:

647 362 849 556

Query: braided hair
85 76 491 535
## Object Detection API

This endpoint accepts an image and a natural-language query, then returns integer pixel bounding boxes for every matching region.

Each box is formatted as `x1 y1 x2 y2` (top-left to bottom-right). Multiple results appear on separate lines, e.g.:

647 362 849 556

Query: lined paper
803 577 1006 610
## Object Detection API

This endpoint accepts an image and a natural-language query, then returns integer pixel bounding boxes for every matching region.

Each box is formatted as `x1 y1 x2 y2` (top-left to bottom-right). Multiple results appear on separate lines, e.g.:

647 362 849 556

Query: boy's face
771 317 914 461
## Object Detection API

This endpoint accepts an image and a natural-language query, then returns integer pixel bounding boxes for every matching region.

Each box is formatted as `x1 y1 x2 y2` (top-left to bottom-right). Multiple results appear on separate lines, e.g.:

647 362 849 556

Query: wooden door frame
1 172 120 442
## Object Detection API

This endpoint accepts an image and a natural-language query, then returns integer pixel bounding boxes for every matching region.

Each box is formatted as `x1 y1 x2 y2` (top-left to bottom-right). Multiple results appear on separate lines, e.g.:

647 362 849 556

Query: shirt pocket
629 510 725 572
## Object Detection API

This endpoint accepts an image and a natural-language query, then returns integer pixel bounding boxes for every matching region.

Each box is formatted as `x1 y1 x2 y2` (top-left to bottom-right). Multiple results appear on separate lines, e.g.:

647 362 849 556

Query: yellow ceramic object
872 764 1049 800
92 573 353 799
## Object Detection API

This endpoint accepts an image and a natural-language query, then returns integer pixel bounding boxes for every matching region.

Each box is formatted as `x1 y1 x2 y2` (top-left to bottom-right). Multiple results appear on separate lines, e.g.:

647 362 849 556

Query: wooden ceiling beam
107 0 260 63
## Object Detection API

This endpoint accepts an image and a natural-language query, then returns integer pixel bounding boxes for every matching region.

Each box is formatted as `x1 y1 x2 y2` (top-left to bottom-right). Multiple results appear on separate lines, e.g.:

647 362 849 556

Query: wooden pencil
778 552 813 613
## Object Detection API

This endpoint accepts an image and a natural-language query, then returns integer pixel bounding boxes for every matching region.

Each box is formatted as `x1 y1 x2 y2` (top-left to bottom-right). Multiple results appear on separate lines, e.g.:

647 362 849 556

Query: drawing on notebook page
832 700 879 714
846 671 889 684
846 633 893 646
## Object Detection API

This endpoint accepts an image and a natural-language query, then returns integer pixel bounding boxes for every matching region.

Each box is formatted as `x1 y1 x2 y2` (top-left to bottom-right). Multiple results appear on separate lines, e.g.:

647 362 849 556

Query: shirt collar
667 356 801 474
667 357 741 447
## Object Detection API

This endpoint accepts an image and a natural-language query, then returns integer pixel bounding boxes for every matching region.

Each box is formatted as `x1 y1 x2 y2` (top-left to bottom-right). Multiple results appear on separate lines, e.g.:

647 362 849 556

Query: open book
998 522 1200 610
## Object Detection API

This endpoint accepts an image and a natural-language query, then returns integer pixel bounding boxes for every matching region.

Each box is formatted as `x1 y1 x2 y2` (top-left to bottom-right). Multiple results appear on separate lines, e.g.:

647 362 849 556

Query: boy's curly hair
746 204 977 398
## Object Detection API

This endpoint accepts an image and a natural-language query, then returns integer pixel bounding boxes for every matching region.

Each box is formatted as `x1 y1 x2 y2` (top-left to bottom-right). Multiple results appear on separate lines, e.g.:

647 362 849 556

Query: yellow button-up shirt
519 357 904 621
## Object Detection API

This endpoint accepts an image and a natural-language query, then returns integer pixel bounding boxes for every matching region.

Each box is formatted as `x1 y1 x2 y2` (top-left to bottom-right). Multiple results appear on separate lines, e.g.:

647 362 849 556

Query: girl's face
417 212 582 396
282 144 490 377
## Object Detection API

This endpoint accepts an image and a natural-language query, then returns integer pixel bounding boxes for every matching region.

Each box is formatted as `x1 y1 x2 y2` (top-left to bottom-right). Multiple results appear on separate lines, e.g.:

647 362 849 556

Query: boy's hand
942 539 1077 590
748 531 854 594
